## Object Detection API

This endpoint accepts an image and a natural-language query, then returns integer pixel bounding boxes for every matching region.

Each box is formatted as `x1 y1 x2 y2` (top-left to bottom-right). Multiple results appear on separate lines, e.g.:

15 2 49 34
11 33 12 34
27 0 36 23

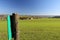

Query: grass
19 18 60 40
0 20 7 40
1 18 60 40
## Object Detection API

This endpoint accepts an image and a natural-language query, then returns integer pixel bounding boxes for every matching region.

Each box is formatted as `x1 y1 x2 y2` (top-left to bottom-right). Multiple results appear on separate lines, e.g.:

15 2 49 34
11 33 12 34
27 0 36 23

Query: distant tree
53 16 60 18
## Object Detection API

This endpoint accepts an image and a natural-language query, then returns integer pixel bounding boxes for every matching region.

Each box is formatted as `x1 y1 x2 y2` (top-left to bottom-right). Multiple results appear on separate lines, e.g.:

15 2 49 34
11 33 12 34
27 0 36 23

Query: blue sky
0 0 60 15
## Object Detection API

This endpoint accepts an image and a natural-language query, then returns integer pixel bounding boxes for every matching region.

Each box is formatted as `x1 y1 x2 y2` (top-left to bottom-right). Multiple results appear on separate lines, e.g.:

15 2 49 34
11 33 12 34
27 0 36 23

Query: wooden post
10 13 19 40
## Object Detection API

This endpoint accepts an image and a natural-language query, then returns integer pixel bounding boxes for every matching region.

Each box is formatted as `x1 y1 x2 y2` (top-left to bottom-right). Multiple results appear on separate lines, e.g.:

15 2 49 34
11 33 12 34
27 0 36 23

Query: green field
1 18 60 40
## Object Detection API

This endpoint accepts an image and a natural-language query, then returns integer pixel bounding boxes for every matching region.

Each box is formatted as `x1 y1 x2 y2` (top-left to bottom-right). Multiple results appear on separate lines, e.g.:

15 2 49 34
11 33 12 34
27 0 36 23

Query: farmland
1 18 60 40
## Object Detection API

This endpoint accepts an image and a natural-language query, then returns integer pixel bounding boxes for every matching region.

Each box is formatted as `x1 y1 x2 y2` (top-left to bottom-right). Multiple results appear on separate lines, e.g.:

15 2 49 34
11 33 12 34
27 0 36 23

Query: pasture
0 18 60 40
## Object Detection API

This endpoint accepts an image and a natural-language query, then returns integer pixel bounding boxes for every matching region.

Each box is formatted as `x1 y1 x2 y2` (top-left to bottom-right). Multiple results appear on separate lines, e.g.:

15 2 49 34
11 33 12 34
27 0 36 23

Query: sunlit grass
1 18 60 40
19 18 60 40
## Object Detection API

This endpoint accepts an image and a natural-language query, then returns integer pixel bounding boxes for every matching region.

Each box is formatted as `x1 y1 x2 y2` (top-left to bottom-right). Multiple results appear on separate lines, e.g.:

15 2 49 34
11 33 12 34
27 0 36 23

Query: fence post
10 13 19 40
7 15 12 40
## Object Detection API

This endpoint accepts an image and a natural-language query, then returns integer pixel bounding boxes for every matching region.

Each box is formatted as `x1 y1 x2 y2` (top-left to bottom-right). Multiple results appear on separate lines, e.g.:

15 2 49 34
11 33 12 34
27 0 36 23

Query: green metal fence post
7 15 12 40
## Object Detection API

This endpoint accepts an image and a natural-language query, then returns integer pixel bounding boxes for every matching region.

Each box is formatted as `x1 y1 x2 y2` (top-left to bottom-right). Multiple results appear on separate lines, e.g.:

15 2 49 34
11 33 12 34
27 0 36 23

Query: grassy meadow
1 18 60 40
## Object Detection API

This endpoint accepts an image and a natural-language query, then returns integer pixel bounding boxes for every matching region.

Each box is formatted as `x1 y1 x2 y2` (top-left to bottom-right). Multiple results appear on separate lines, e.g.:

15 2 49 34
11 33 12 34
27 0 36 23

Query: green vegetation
1 18 60 40
0 20 7 40
19 18 60 40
